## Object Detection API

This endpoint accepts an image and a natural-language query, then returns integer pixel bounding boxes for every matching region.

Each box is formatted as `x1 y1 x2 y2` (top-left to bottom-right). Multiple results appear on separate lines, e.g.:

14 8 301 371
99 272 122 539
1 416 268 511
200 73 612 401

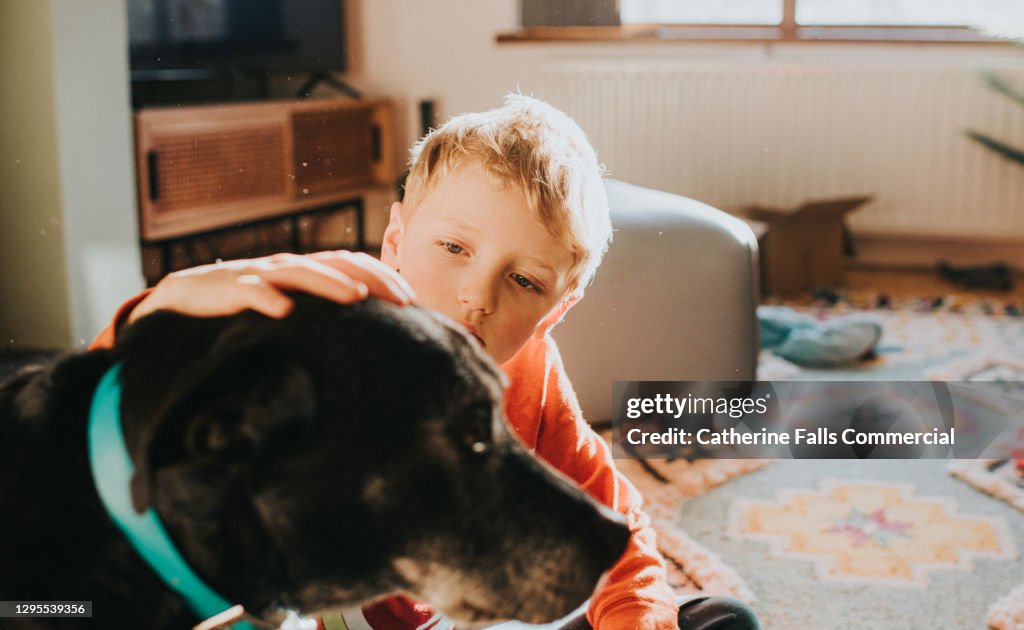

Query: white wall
51 0 143 347
344 0 712 153
0 0 143 350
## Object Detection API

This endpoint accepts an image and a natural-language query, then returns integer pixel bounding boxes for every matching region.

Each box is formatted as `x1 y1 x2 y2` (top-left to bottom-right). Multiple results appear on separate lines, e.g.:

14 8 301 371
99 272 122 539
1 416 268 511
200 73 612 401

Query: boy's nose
457 279 497 315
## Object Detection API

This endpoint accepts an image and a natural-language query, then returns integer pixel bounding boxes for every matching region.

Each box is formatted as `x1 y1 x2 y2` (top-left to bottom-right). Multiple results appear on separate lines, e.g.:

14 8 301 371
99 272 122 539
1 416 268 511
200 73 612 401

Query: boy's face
382 162 574 364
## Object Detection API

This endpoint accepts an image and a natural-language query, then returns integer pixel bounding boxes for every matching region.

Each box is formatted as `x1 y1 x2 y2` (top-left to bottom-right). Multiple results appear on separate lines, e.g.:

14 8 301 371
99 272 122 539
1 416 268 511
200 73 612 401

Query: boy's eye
441 241 464 254
511 273 539 292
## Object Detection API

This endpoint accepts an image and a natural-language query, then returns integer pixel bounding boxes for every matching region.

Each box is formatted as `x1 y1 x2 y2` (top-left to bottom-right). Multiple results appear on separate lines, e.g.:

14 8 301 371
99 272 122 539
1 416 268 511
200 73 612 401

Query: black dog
0 296 629 629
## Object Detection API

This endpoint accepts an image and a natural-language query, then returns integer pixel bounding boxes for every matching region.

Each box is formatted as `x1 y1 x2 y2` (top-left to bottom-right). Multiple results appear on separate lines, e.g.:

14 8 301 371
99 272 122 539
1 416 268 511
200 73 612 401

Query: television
128 0 346 81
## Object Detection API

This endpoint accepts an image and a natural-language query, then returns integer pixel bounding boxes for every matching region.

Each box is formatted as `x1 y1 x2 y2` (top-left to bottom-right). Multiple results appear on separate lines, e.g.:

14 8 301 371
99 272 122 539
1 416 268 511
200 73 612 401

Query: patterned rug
670 460 1023 629
729 479 1016 588
932 353 1024 522
612 456 765 601
618 299 1024 627
949 460 1024 514
950 459 1024 628
600 424 765 600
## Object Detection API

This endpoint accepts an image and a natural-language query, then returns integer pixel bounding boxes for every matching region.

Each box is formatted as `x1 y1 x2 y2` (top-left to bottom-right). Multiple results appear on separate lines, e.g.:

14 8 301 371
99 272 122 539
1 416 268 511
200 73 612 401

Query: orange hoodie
89 292 679 630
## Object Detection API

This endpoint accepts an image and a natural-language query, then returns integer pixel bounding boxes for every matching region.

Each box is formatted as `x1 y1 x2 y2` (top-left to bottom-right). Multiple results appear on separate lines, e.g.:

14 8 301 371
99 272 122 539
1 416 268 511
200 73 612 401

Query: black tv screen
128 0 346 79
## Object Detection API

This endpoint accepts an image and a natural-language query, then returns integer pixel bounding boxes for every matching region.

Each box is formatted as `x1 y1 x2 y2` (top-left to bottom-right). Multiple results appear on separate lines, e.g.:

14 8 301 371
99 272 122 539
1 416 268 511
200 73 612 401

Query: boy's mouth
461 323 486 347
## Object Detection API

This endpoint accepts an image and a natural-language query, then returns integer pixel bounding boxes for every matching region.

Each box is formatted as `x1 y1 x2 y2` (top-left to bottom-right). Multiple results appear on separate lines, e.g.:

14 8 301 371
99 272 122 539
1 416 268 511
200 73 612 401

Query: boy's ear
536 292 581 334
380 201 404 269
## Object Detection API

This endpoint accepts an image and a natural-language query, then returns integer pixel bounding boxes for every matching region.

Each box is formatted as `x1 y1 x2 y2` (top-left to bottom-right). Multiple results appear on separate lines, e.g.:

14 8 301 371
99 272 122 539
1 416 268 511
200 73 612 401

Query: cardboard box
743 196 872 296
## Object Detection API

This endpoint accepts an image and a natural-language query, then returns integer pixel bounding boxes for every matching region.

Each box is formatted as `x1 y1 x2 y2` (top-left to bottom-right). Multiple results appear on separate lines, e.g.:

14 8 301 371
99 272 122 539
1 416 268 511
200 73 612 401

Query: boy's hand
128 251 415 324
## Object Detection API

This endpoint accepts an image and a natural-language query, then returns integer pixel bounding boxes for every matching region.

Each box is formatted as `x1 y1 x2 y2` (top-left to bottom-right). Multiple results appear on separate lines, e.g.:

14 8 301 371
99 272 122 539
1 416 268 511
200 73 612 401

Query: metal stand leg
354 198 366 251
290 215 301 252
161 242 172 278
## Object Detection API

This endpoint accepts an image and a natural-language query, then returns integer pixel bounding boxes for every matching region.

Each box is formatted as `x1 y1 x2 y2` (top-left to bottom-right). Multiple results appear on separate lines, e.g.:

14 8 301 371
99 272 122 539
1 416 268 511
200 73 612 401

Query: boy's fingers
309 250 413 303
309 251 415 304
233 275 294 318
132 251 406 324
253 260 370 305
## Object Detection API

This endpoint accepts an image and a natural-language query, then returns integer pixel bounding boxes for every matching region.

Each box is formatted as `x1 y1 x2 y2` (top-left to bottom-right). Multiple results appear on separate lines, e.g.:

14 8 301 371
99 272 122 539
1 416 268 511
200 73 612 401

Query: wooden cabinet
134 98 395 242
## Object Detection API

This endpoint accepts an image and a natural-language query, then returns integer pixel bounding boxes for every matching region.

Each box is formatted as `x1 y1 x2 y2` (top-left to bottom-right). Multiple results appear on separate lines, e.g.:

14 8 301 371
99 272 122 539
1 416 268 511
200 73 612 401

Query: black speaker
419 99 436 137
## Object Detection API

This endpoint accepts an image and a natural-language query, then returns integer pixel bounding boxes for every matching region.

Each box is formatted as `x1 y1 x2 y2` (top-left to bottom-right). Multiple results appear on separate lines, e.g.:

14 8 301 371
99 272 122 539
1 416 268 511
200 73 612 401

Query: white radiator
538 61 1024 240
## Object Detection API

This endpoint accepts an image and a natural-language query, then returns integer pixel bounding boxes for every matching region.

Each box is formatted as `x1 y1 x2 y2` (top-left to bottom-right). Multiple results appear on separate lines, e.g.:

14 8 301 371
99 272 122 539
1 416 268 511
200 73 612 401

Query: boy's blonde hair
402 94 612 294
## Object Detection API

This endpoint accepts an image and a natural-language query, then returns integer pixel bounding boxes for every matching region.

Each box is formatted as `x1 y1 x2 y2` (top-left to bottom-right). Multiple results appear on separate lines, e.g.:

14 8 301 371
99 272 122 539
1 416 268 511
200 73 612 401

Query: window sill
496 25 1009 45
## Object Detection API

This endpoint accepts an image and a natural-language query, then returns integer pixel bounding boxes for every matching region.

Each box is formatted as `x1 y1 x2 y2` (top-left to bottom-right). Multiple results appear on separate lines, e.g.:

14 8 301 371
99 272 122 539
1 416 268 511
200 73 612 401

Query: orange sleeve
88 289 153 351
504 335 678 630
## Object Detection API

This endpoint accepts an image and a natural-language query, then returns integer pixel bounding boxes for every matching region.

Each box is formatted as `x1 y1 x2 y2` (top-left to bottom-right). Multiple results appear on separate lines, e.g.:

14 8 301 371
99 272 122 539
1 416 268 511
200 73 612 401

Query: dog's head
116 296 629 626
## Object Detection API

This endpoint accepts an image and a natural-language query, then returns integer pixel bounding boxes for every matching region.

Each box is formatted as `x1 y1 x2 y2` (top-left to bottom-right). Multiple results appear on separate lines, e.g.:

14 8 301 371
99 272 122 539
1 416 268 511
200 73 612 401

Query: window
509 0 1023 43
796 1 1002 26
620 0 1021 36
621 0 781 25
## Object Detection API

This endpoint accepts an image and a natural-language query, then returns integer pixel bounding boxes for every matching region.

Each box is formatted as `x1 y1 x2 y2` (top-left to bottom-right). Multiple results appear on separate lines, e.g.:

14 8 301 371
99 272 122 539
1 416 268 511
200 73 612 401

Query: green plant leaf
966 130 1024 166
982 71 1024 109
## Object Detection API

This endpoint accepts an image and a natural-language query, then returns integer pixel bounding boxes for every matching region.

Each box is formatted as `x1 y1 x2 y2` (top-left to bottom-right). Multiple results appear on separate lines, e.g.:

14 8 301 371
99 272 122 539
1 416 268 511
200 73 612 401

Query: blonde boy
93 95 758 630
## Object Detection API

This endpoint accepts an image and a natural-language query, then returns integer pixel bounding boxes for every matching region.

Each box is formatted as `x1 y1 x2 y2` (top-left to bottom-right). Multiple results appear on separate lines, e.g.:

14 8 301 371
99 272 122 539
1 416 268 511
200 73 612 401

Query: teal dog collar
87 363 257 630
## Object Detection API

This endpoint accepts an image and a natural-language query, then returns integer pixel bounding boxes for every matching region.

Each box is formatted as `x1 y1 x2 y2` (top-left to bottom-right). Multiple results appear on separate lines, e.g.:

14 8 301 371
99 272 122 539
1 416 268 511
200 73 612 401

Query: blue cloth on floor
758 305 883 367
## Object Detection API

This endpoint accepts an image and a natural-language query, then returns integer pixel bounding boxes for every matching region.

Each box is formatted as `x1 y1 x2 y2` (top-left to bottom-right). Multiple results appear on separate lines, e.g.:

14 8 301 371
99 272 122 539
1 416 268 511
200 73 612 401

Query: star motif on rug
824 508 911 548
729 479 1017 586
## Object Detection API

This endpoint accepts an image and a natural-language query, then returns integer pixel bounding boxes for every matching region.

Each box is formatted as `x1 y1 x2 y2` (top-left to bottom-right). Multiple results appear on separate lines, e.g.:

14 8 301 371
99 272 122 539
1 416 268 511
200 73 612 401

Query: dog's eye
462 406 493 455
463 429 491 455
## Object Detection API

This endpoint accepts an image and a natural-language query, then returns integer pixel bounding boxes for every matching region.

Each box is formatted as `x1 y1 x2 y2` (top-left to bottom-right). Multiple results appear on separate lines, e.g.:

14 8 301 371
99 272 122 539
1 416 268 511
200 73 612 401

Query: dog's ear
130 348 317 512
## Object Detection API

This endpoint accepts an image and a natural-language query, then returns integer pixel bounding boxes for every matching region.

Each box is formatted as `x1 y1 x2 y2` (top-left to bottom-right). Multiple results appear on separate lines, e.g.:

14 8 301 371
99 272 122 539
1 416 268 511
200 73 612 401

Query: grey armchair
552 180 761 423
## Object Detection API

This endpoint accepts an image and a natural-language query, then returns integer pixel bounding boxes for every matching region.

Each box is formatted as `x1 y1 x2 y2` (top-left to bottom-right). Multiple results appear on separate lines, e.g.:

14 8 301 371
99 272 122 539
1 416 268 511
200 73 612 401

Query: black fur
0 296 629 628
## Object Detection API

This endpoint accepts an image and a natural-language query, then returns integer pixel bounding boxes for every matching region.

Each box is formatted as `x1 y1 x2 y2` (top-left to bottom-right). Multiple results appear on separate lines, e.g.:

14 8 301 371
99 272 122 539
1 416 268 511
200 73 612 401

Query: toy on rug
758 305 882 367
